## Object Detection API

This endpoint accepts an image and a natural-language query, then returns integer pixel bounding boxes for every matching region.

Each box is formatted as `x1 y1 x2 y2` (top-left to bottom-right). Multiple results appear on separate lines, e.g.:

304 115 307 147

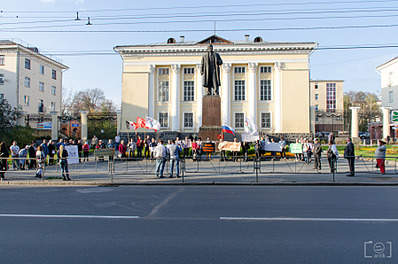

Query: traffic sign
392 110 398 122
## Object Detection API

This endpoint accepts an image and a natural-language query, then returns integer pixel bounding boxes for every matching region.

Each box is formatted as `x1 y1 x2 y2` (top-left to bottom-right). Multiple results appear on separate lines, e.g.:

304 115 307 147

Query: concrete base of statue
198 95 222 140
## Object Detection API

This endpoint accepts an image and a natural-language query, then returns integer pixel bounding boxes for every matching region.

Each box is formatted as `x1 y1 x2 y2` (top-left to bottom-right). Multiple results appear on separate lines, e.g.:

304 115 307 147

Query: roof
0 40 68 70
310 80 344 82
376 56 398 70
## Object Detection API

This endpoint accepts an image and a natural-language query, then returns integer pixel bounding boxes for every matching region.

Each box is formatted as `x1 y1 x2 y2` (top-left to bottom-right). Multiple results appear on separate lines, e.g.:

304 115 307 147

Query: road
0 185 397 263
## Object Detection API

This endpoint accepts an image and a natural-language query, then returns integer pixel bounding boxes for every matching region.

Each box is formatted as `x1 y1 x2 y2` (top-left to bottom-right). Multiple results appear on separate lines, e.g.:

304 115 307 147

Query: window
260 66 272 73
38 99 44 112
51 69 56 80
260 80 272 101
234 80 245 101
158 68 169 75
39 82 44 92
234 66 245 74
50 102 56 112
24 95 30 106
158 81 169 102
159 113 168 128
315 94 319 100
183 81 195 101
261 112 271 129
315 105 319 111
0 55 4 65
0 94 4 100
314 84 319 89
183 68 194 75
326 83 336 112
183 113 193 128
25 58 31 70
0 74 4 85
51 86 56 95
40 65 45 75
24 77 30 88
235 113 245 128
389 90 394 104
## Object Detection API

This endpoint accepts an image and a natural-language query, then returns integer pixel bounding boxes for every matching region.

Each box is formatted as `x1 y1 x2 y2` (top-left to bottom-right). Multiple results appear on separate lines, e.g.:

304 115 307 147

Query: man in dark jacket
28 142 37 169
313 138 322 172
344 137 355 176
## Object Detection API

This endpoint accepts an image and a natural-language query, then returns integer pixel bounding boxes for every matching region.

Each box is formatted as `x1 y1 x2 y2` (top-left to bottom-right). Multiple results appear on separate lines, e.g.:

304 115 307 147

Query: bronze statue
201 44 223 96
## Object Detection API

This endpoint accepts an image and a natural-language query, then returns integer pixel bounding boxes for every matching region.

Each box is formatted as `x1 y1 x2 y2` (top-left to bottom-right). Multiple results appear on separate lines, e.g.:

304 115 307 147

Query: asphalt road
0 186 397 263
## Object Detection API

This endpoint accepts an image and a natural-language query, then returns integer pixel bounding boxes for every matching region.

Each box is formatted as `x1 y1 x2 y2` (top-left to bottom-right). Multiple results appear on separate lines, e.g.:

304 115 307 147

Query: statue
201 44 223 96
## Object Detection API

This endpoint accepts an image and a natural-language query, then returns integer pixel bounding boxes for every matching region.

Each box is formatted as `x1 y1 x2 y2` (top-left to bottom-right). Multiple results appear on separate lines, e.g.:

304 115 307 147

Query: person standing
128 139 136 159
154 140 166 178
35 146 45 178
47 140 56 165
40 139 49 165
375 140 387 175
136 136 143 159
76 139 83 163
344 138 355 176
313 138 322 172
118 140 127 159
10 141 20 170
327 140 338 173
18 146 28 170
28 141 36 170
144 135 151 159
168 140 182 178
149 138 157 159
82 141 90 162
0 142 9 180
57 145 71 181
280 136 287 160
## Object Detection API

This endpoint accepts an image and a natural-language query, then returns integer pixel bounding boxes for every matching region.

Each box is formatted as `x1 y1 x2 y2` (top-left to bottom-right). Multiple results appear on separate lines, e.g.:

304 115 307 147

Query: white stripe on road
0 214 140 219
220 217 398 222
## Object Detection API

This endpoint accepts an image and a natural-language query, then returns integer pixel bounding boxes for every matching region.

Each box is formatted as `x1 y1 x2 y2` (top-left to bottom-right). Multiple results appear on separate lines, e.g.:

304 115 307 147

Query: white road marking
0 214 140 219
147 189 183 217
220 217 398 222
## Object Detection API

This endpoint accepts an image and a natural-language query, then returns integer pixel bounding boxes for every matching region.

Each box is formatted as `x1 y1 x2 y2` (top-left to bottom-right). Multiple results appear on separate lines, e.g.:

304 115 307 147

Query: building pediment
196 35 233 45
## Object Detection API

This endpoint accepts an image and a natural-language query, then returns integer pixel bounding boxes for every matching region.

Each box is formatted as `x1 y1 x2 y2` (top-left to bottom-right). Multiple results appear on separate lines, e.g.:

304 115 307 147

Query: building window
260 80 272 101
314 84 318 89
326 83 336 112
40 65 45 75
183 113 193 128
315 94 319 100
38 99 44 113
24 77 30 88
159 112 168 128
315 105 319 111
0 94 4 100
261 112 271 129
52 69 56 80
183 81 195 101
183 68 194 75
51 86 56 95
260 66 272 73
158 81 169 102
25 58 31 70
235 113 245 128
234 66 245 74
234 80 245 101
39 82 44 92
158 68 169 75
389 90 394 104
0 74 4 85
0 55 4 65
24 95 30 106
50 102 56 112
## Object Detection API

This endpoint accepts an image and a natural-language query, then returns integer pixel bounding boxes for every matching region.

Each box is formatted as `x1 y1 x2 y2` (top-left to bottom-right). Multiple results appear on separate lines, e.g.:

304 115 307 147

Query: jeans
314 155 321 170
169 159 180 177
60 160 70 179
12 155 19 170
155 158 166 177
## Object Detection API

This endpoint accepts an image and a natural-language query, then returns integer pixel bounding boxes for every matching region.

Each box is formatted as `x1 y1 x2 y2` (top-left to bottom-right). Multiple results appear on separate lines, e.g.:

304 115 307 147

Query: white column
274 62 282 133
350 106 360 138
50 111 58 140
148 64 155 118
221 63 231 125
248 63 258 125
196 64 203 130
382 106 392 140
80 110 88 141
171 64 181 131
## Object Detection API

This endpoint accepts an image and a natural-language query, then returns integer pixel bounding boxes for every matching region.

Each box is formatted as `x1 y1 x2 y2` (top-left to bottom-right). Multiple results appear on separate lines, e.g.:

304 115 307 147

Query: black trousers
347 157 355 175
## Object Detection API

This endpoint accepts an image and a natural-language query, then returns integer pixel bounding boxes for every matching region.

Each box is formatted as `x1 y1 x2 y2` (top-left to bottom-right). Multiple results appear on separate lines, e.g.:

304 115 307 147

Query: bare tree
67 88 116 117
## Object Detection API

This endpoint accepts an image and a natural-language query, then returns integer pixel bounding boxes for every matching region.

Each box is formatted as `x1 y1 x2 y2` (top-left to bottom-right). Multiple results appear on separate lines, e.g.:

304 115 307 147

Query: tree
0 98 21 128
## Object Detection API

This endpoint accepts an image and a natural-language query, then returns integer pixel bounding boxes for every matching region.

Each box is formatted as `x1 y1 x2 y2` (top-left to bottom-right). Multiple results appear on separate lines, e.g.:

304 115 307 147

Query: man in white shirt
154 140 167 178
10 141 20 170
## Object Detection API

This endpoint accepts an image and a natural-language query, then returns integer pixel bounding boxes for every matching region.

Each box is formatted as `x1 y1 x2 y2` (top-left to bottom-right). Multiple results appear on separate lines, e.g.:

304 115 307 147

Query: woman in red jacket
118 140 127 158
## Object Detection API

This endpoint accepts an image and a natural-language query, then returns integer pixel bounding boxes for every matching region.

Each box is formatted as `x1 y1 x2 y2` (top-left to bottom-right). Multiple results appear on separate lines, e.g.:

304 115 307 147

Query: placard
65 145 79 164
289 143 303 154
263 143 282 152
218 142 241 152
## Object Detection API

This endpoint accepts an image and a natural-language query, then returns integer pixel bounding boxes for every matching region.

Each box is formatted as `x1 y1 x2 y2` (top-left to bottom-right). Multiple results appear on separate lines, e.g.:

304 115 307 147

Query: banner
241 133 259 142
218 142 241 152
244 117 258 136
65 145 79 164
145 116 161 131
263 143 282 152
289 143 303 154
37 121 52 130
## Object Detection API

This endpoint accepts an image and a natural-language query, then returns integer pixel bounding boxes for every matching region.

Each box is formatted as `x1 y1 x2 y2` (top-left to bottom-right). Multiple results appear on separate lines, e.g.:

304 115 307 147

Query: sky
1 0 398 107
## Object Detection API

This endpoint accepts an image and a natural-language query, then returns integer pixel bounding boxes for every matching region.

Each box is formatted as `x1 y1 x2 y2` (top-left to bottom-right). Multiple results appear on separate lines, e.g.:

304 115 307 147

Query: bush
0 126 37 146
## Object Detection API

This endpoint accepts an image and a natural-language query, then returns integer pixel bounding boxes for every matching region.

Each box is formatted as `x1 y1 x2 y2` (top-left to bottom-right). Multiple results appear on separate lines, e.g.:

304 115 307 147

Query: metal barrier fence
1 154 397 183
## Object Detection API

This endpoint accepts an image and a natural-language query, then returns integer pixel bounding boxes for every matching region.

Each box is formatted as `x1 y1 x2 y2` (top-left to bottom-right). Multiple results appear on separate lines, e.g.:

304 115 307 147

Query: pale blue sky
1 0 398 106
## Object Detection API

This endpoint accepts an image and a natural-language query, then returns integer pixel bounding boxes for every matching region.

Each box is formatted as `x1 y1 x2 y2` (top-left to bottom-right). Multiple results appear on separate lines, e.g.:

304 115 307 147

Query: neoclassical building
114 35 317 136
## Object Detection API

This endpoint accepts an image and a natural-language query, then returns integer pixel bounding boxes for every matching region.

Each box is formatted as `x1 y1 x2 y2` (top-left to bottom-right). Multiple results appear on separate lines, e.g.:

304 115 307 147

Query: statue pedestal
198 95 221 140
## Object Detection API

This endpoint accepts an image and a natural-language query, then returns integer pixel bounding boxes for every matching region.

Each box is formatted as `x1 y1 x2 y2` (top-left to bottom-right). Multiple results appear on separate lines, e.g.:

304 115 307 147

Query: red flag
137 117 146 128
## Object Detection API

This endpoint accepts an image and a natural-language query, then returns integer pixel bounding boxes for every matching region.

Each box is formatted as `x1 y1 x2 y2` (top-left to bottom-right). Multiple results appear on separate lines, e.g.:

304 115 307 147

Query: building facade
115 35 317 136
377 56 398 109
310 80 344 133
0 40 68 128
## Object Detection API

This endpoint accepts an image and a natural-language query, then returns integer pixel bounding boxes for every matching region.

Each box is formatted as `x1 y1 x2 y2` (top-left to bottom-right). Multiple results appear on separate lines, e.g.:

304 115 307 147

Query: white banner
263 143 282 152
241 133 259 142
65 145 79 164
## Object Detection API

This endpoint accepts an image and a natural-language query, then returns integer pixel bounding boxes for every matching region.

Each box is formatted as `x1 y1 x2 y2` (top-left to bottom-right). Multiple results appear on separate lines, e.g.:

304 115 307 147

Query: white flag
244 117 258 135
145 116 161 131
